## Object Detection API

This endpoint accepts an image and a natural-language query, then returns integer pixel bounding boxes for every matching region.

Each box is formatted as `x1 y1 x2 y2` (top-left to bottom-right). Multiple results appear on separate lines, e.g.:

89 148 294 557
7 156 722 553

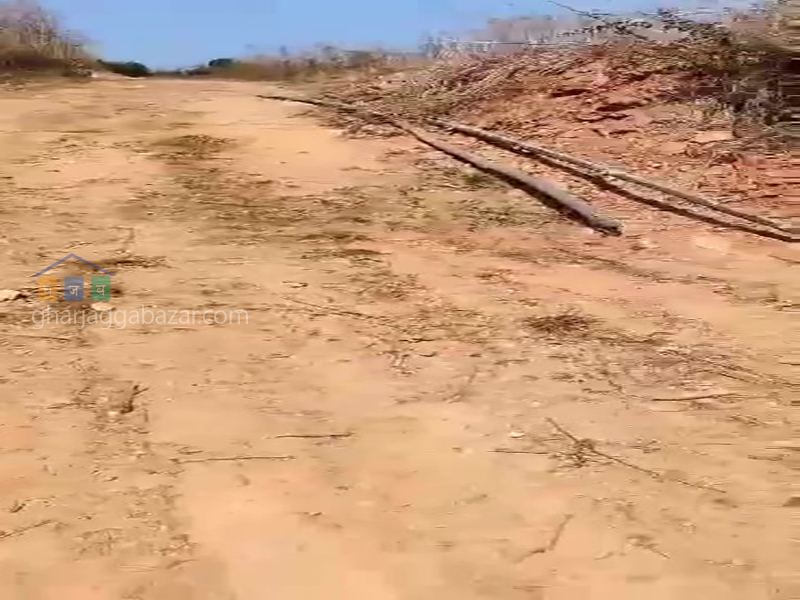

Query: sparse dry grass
522 310 600 338
0 0 91 75
152 134 234 159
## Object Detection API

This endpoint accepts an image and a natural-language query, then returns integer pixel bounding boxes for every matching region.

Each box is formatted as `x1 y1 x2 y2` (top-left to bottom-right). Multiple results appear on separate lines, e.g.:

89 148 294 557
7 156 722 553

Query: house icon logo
32 254 116 302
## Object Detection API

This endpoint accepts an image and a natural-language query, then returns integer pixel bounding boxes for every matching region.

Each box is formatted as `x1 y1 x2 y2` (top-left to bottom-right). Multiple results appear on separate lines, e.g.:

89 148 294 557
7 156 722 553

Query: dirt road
0 78 797 599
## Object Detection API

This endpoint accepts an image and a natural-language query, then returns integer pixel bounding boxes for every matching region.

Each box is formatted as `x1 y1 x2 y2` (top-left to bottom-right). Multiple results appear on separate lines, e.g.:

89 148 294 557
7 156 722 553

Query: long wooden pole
257 94 797 242
258 94 623 234
431 119 793 233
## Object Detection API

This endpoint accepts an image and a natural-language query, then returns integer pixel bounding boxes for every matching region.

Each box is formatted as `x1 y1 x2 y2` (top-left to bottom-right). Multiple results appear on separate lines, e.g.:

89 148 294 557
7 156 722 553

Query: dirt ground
0 77 798 600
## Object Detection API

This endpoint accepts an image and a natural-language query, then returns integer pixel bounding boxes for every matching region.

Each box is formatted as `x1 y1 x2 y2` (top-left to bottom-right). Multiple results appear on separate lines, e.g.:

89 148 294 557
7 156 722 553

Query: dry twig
546 418 724 493
280 296 382 322
258 94 623 235
650 391 738 401
446 367 479 403
432 119 796 240
1 332 72 342
0 520 53 541
175 455 295 464
273 433 353 439
523 514 575 558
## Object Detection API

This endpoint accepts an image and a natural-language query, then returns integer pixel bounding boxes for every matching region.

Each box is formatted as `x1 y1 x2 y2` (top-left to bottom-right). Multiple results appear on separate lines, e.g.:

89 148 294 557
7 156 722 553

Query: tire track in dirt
0 82 235 599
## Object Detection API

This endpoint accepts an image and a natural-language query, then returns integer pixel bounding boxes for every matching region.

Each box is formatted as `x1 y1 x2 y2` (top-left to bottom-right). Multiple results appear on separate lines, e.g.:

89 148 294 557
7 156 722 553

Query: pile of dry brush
328 10 791 136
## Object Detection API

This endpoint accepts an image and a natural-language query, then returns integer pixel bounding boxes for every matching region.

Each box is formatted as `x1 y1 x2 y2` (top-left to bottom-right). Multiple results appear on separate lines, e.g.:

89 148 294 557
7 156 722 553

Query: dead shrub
326 7 789 137
0 0 91 75
152 134 234 159
180 48 422 83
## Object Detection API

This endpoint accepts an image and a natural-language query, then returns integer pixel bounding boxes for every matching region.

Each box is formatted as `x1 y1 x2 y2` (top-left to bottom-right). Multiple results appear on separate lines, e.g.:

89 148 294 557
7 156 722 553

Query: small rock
508 431 526 439
414 340 440 357
705 165 729 175
626 109 654 126
99 381 141 416
574 113 606 122
737 153 763 167
692 235 731 253
728 558 748 567
783 497 800 507
632 238 657 250
550 81 593 97
659 141 688 156
603 120 639 136
589 127 609 138
91 302 114 312
693 131 733 144
747 452 785 462
764 170 796 182
592 72 611 87
597 94 647 112
0 289 21 302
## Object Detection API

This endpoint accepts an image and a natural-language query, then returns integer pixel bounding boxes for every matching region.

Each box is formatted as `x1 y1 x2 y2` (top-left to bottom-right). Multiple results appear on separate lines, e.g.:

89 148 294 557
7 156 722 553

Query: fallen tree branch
431 119 794 235
280 295 387 322
273 433 353 439
0 520 53 541
578 167 799 242
491 448 549 455
548 1 651 41
650 391 738 402
175 455 295 464
258 94 796 242
258 93 392 123
523 513 575 558
399 121 623 234
545 418 725 493
1 332 72 342
258 94 623 235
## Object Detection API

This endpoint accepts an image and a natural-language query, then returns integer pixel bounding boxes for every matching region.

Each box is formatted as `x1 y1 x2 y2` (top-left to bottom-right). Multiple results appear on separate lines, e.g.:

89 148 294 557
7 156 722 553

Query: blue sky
44 0 663 68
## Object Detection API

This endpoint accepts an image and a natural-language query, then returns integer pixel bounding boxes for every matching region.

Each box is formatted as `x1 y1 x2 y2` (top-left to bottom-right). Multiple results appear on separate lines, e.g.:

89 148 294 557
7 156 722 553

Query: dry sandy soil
0 77 798 599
